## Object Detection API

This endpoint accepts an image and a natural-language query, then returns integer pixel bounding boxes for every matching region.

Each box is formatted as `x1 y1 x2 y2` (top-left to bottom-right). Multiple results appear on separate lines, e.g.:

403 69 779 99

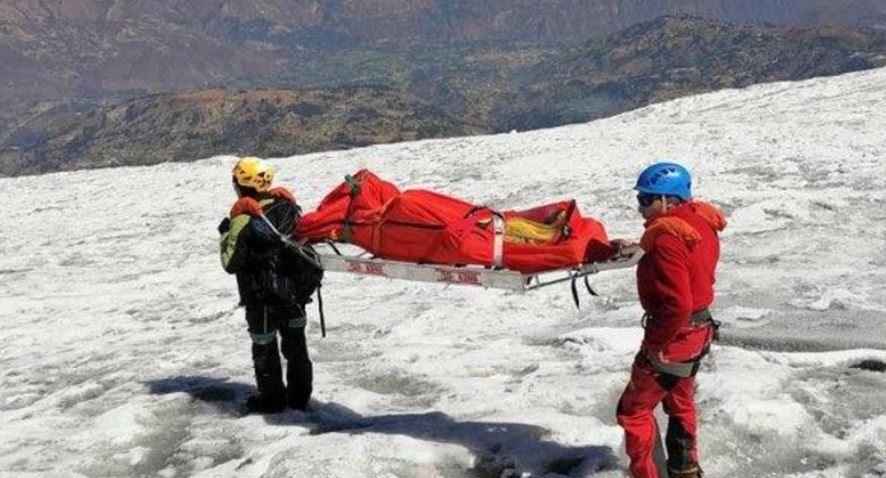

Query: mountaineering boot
281 325 313 410
668 466 703 478
245 393 286 414
665 413 701 478
286 360 313 411
246 340 287 414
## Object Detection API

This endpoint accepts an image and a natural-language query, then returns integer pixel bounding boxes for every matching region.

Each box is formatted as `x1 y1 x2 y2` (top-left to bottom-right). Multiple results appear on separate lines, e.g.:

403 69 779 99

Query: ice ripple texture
2 68 886 477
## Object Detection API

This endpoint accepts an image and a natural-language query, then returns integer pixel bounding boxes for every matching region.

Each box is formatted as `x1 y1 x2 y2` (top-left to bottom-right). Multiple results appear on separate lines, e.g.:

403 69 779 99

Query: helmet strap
233 180 258 198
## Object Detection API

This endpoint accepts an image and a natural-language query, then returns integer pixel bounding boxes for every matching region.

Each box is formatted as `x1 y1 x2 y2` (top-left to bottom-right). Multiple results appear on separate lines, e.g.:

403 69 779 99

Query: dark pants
245 304 313 409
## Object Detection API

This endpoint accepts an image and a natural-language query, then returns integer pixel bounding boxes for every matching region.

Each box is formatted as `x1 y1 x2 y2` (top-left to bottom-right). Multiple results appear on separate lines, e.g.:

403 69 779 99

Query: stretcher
292 169 642 305
314 242 642 303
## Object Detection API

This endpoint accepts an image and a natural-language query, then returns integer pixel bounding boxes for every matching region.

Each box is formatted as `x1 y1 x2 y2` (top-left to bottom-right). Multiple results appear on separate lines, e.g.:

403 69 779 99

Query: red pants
617 355 700 478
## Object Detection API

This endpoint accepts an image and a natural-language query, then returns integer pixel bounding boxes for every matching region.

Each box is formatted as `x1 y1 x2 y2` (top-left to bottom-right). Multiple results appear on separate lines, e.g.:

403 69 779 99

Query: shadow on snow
145 375 618 476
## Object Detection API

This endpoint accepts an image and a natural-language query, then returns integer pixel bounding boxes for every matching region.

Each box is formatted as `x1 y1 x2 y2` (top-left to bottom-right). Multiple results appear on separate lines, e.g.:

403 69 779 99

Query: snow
2 67 886 477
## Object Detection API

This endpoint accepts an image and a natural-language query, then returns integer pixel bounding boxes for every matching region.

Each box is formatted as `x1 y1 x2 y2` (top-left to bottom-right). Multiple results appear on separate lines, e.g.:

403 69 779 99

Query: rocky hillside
3 14 886 176
3 0 886 117
501 16 886 129
0 88 481 176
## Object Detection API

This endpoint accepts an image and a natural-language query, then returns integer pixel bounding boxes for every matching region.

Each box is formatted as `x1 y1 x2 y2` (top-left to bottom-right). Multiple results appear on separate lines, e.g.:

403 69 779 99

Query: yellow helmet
232 156 275 193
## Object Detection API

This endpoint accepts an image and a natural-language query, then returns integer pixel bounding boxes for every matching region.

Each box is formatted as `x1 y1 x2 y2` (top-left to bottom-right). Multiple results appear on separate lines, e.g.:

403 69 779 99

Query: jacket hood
640 201 727 252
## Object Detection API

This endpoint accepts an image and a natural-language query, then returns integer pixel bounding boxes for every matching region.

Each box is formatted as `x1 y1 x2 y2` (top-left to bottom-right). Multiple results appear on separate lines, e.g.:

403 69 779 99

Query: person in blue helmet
613 162 727 478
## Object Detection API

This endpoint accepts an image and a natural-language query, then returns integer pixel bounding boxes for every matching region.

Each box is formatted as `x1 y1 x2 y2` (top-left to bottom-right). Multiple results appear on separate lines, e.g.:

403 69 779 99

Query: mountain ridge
0 86 481 175
503 15 886 129
3 12 886 176
3 0 886 115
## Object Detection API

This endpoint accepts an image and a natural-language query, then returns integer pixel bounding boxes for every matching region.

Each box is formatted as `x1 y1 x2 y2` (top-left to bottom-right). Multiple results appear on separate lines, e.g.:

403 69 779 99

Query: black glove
217 217 231 234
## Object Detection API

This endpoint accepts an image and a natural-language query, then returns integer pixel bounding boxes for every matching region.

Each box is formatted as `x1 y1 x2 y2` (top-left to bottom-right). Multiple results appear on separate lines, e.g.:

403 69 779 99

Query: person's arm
647 234 693 358
219 197 280 272
220 214 254 273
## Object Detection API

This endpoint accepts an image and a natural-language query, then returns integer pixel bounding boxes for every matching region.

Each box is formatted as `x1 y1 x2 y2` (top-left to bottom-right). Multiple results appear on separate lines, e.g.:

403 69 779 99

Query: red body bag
296 170 613 273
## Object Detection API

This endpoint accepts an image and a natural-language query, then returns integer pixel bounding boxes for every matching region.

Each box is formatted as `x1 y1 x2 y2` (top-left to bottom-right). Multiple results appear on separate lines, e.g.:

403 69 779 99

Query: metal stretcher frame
316 247 643 293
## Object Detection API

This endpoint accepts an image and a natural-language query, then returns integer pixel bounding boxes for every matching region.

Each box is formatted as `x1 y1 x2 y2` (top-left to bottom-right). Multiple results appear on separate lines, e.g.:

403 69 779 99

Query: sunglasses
636 195 659 207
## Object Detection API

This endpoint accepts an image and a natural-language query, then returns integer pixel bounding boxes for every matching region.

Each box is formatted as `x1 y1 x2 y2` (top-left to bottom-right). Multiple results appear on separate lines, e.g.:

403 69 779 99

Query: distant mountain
501 16 886 130
3 12 886 176
2 0 886 117
0 87 481 176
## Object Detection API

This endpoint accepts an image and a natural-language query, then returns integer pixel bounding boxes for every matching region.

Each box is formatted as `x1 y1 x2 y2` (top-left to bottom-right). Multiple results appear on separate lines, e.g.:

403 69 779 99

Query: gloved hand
217 217 231 234
610 238 642 258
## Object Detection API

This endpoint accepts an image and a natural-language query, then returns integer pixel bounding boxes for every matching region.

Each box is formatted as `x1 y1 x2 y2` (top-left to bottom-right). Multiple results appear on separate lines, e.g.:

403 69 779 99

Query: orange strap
268 187 296 204
229 197 263 218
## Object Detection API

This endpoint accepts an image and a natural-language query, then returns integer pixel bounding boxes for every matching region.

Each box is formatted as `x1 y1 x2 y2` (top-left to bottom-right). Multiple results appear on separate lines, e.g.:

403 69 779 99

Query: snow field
2 67 886 476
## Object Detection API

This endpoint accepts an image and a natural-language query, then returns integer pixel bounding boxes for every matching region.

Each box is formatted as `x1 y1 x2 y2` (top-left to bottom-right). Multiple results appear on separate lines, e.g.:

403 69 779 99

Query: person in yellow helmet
218 157 321 413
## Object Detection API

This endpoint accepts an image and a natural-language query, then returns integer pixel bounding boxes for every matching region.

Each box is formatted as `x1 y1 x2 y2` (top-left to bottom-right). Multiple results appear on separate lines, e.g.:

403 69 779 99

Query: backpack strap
229 197 263 218
317 285 326 338
268 186 296 204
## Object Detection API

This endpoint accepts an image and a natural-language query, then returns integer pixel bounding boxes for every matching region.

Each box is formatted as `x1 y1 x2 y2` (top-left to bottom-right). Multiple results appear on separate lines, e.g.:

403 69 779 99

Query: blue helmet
634 162 692 200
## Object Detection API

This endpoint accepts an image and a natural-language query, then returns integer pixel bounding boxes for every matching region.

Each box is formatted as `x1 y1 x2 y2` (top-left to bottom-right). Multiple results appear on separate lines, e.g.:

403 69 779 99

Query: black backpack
258 195 324 306
281 242 324 305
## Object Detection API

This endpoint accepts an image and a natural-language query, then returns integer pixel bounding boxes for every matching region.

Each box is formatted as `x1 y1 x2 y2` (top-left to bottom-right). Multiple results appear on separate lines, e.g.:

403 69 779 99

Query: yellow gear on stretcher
505 211 568 244
478 211 568 244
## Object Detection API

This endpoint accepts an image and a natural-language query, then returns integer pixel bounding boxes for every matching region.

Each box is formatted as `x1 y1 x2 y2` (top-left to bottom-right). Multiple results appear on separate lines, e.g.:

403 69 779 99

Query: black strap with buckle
642 308 718 378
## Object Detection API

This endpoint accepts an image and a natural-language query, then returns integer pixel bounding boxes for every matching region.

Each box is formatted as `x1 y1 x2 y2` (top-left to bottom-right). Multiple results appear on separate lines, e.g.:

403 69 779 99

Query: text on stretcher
346 260 386 276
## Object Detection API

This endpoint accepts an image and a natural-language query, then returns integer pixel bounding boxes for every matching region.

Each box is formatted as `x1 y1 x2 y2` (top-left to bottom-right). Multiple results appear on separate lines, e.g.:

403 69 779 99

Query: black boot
245 393 286 414
668 467 703 478
246 340 287 414
282 326 313 410
666 415 702 477
286 360 313 411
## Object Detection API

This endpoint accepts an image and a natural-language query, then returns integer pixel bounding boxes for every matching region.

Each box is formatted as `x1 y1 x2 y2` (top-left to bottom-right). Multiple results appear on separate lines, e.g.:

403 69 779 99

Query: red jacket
636 201 726 362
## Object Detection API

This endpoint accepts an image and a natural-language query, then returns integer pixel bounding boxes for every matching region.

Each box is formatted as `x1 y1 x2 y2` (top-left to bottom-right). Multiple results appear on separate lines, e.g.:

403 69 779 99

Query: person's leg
663 377 702 477
617 355 670 478
280 307 312 410
245 305 286 413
